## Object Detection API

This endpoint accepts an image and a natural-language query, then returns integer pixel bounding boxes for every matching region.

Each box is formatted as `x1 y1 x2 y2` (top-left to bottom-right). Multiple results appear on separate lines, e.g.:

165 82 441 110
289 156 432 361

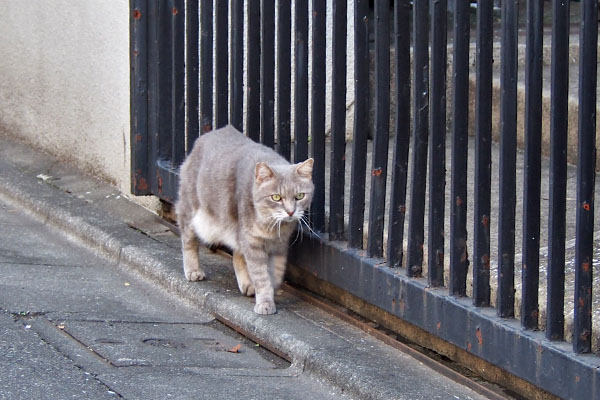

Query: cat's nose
287 210 294 217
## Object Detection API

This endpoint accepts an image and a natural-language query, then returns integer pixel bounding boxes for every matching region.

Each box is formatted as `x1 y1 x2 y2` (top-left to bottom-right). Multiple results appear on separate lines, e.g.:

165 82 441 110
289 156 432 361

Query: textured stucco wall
0 1 132 193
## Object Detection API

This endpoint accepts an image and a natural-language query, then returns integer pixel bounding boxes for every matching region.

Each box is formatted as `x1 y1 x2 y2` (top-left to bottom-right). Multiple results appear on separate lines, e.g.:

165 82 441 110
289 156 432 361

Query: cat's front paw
254 301 276 315
185 269 205 281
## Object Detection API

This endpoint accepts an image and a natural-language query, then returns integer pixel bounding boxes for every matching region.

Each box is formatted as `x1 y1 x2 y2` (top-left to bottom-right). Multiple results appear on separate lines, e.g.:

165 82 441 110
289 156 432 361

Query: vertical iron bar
329 0 347 241
186 0 199 146
261 0 275 148
157 0 173 164
574 0 597 354
276 0 292 161
199 0 212 135
449 0 469 295
387 0 411 268
147 0 160 196
130 0 150 195
171 0 186 166
546 0 569 342
230 0 244 131
521 0 544 330
347 0 370 249
311 0 326 232
367 0 390 258
497 0 518 319
247 0 261 142
294 0 309 162
406 0 429 276
473 0 493 307
215 0 229 129
427 0 447 286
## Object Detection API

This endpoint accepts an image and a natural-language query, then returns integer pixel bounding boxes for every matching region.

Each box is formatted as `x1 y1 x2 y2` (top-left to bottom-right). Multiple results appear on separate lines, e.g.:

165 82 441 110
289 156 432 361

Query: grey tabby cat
176 125 314 314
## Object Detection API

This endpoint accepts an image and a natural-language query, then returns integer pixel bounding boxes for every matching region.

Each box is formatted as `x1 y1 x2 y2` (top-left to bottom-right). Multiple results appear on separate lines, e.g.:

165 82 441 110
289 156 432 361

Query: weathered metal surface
406 0 429 277
289 235 600 400
574 0 598 354
130 0 150 196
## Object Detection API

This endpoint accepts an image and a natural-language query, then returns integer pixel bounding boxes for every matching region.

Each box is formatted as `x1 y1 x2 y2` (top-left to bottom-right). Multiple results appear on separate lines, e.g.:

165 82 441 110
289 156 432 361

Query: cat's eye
271 194 282 202
295 193 305 200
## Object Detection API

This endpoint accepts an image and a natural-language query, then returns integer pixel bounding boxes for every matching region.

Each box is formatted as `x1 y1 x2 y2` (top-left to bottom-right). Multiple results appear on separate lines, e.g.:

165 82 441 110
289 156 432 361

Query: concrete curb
0 141 487 400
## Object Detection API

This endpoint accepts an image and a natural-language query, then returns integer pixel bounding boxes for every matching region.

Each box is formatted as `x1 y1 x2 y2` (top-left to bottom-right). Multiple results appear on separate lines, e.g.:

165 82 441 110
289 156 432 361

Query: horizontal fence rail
130 1 600 398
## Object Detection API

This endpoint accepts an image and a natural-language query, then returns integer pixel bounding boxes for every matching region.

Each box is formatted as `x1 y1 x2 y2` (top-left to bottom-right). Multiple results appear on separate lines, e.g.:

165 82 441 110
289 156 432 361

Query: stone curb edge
0 164 389 400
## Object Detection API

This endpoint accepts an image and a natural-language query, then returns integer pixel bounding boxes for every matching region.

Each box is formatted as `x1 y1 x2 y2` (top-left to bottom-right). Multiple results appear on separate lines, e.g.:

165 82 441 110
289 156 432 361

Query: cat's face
253 159 314 227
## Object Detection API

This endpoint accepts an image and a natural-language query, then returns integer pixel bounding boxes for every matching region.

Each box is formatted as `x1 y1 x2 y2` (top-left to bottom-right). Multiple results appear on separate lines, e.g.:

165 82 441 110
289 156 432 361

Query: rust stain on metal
481 254 490 269
133 9 142 19
203 124 212 133
135 133 143 143
481 215 489 228
133 50 139 56
575 375 580 383
582 262 591 272
436 322 441 330
172 7 178 15
372 167 382 177
583 202 591 211
399 204 406 213
136 176 148 191
460 245 468 263
467 341 472 352
157 175 163 193
475 328 483 345
456 196 463 206
579 297 585 307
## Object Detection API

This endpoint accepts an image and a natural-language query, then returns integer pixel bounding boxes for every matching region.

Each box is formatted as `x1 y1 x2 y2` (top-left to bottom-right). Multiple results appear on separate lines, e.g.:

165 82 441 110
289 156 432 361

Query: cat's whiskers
266 216 280 233
299 215 320 238
289 221 302 246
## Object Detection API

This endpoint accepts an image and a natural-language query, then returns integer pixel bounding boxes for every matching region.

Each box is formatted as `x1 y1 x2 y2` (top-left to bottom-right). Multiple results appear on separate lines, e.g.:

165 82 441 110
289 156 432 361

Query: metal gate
130 1 600 398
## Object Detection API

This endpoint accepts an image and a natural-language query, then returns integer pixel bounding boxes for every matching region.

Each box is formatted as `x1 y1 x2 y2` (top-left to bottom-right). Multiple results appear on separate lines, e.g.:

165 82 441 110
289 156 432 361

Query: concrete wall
0 1 132 194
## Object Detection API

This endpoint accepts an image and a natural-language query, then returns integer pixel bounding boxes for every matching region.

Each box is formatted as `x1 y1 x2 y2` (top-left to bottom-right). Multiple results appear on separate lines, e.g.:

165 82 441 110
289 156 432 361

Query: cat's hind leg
232 252 255 296
181 226 205 281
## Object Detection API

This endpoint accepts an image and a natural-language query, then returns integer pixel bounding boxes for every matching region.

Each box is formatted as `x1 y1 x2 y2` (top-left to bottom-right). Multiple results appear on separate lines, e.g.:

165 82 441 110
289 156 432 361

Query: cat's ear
295 158 314 179
255 162 275 184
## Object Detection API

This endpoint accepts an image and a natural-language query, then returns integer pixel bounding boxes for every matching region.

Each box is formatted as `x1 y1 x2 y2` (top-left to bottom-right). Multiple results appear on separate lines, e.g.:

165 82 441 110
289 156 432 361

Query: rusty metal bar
427 0 447 287
199 0 212 135
328 0 347 241
366 0 390 258
406 0 429 276
347 0 369 249
449 0 469 296
573 0 598 354
546 0 570 342
387 0 411 268
310 0 326 232
130 0 150 195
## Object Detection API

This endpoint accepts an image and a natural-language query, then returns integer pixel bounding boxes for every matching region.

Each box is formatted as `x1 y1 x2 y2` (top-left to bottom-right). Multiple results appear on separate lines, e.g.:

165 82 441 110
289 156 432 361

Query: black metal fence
130 1 600 398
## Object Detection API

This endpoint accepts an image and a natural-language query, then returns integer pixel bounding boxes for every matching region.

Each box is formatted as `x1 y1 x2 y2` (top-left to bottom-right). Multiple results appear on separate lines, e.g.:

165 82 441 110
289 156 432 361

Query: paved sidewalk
0 197 343 399
0 135 491 400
